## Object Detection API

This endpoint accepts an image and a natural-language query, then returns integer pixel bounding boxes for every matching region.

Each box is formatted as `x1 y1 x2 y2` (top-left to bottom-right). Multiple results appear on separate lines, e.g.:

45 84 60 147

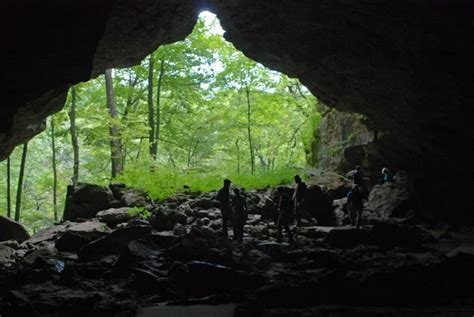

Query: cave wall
0 0 198 160
1 0 473 222
309 104 375 174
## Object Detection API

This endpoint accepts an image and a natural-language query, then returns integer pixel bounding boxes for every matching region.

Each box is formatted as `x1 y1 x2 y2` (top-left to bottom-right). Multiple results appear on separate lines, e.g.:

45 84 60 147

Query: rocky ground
1 171 473 316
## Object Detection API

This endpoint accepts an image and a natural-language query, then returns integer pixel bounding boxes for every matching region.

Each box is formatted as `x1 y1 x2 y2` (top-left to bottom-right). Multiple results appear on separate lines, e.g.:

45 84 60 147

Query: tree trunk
69 85 79 187
104 69 123 178
245 85 255 175
50 117 58 222
154 59 165 158
147 56 155 158
235 138 240 174
6 156 11 218
14 142 28 222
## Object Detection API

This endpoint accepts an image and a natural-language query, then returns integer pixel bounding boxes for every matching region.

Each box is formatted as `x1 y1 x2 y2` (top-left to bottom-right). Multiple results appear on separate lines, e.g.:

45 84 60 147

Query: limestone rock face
310 105 374 173
0 216 30 243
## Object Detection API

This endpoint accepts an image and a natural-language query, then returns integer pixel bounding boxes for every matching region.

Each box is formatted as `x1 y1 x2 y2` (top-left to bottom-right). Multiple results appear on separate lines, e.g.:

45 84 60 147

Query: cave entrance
1 11 321 232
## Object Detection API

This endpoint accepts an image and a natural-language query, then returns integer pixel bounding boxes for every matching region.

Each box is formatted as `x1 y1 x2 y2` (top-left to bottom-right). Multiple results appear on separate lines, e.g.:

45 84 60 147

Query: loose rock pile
1 175 473 316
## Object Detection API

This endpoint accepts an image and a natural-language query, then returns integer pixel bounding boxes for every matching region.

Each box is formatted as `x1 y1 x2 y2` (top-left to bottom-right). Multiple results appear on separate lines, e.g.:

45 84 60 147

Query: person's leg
232 216 238 240
284 221 294 243
294 203 301 226
277 214 283 242
349 205 356 226
238 222 244 242
357 205 363 228
222 210 228 238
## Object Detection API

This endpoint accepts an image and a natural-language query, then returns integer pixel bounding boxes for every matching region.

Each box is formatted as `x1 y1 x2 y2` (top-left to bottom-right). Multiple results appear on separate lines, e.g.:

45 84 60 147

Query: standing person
347 184 365 228
348 166 370 195
216 179 232 238
232 188 247 242
292 175 313 226
348 166 363 186
381 167 392 184
276 187 294 244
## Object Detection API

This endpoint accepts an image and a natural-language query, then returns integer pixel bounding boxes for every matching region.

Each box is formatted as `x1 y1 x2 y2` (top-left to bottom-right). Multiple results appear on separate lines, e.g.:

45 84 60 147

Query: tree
0 11 320 233
245 82 255 174
154 59 165 158
104 68 123 178
147 56 155 158
69 85 79 187
6 155 11 218
14 142 28 222
50 116 58 222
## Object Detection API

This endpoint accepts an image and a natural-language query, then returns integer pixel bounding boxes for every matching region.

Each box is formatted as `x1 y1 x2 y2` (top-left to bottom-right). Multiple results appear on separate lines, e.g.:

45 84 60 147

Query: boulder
0 291 38 317
120 188 154 209
304 185 336 226
27 223 69 244
66 221 111 240
109 182 127 201
0 244 16 266
22 243 59 267
63 183 114 221
0 240 20 249
149 208 187 231
333 197 350 226
168 261 266 297
55 232 91 252
115 240 157 270
325 227 371 248
189 197 215 210
167 235 220 263
96 207 135 226
297 226 333 240
366 170 411 218
151 231 181 248
78 225 151 260
371 222 436 249
306 170 353 200
0 215 30 242
43 221 111 252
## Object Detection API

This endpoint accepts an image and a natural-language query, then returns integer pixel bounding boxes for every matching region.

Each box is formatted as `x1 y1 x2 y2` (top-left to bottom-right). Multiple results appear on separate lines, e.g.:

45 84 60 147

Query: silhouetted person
276 187 294 244
348 166 370 196
381 167 392 184
347 184 365 228
232 188 247 242
348 166 362 186
216 179 232 238
292 175 313 226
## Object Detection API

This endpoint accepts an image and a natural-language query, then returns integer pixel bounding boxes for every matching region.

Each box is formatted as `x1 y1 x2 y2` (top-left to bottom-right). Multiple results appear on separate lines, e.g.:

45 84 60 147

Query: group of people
346 166 392 228
215 175 312 244
215 179 248 242
215 166 393 243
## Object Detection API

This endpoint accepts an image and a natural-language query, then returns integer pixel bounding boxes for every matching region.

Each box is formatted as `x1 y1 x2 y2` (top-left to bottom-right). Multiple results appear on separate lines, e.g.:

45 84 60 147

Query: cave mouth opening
1 11 322 232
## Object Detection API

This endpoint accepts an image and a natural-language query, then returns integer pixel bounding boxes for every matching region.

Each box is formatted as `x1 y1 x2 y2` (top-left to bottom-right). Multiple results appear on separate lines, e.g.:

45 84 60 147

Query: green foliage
118 166 299 201
128 206 151 219
0 11 322 232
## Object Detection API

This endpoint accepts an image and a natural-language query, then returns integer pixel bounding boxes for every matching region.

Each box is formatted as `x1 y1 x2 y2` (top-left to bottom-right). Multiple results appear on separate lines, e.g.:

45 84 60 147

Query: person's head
382 167 389 174
233 188 241 196
356 166 361 171
294 175 302 183
223 179 231 188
